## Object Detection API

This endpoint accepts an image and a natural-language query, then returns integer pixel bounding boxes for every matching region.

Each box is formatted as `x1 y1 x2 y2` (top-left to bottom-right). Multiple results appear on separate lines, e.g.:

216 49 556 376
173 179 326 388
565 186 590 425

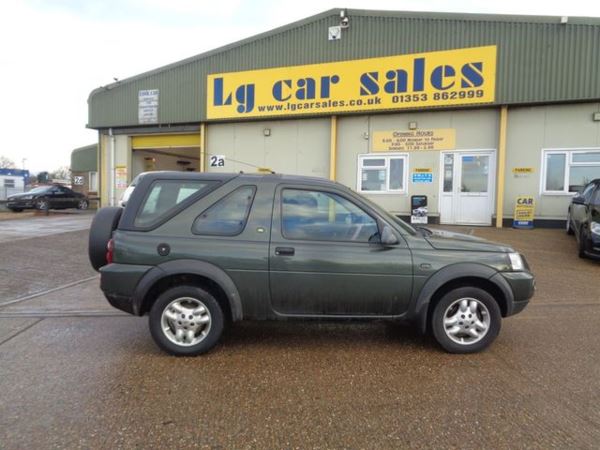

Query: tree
0 156 16 169
50 166 71 181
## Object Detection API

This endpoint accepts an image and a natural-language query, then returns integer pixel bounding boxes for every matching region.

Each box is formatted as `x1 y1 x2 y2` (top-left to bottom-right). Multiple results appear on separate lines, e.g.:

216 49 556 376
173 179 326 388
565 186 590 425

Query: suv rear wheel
149 285 224 356
431 287 501 354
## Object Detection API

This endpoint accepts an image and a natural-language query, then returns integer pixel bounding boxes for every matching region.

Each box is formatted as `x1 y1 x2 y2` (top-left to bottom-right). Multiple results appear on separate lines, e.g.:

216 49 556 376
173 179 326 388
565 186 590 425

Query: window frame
279 187 380 244
356 153 409 195
541 148 600 195
191 185 257 237
89 171 98 192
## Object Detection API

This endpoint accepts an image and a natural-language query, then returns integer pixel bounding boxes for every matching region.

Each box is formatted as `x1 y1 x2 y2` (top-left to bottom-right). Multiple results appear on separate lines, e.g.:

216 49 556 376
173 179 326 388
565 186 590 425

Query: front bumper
497 271 535 316
6 199 34 209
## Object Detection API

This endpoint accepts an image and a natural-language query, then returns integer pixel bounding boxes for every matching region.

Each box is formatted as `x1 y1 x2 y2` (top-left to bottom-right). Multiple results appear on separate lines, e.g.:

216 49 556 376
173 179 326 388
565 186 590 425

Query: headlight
508 253 525 271
591 222 600 236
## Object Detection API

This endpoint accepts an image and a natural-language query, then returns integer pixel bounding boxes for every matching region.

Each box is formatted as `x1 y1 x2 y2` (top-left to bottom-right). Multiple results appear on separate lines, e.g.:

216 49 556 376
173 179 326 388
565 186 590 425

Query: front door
440 151 496 225
269 185 414 316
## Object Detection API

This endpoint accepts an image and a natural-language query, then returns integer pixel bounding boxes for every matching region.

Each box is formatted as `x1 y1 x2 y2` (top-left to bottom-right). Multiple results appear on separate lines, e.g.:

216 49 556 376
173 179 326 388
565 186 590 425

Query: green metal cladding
88 8 600 129
71 144 98 172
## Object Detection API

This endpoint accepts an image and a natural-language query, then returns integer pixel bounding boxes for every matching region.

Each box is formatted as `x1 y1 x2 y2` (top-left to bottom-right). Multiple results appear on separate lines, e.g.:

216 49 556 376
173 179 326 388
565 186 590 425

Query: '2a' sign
209 155 225 167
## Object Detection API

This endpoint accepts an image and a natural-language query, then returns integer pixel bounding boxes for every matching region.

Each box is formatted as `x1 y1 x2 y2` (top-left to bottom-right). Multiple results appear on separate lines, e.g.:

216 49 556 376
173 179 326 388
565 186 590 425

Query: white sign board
209 155 226 167
138 89 159 124
73 176 84 185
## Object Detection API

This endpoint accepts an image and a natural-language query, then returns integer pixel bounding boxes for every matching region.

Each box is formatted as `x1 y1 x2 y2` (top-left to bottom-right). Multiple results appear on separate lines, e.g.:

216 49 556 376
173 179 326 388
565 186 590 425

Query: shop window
192 186 256 236
357 154 408 194
89 171 98 192
542 149 600 194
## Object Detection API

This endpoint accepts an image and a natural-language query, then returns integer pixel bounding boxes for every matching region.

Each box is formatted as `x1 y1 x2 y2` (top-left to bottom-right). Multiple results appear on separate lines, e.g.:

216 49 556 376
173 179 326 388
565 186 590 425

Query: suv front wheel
149 285 224 356
431 287 501 354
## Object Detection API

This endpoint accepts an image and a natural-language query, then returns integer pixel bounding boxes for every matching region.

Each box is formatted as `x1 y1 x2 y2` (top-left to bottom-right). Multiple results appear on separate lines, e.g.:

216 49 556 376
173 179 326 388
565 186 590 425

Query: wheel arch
411 263 514 334
132 259 243 321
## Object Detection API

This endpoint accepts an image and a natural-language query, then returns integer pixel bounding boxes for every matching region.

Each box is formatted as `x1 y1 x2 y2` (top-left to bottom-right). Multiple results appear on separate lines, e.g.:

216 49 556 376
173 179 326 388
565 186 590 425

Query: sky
1 0 600 174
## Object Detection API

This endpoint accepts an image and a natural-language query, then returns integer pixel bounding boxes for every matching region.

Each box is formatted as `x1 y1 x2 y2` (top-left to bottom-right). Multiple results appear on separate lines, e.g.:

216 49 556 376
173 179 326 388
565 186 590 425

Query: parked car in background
566 179 600 259
6 185 89 212
89 172 535 356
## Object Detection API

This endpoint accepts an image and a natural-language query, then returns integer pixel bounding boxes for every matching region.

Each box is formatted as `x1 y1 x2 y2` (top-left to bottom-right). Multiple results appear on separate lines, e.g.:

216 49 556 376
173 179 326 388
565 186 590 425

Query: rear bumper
100 263 153 315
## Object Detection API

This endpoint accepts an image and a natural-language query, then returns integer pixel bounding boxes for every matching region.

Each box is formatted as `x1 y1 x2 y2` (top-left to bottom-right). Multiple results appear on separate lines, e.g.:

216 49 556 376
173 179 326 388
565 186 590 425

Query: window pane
362 158 386 167
568 166 600 192
443 154 454 192
545 154 566 191
389 158 404 190
192 186 256 235
460 155 489 192
282 189 378 242
361 168 386 191
135 180 211 227
572 152 600 163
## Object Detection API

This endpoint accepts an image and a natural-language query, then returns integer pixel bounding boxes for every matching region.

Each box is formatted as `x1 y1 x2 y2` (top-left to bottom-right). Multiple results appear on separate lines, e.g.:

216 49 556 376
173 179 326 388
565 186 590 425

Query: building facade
0 168 29 200
87 9 600 226
70 144 98 197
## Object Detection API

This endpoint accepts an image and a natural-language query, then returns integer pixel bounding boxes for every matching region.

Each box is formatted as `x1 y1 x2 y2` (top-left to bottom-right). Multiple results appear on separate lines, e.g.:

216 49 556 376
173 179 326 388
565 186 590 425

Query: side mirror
381 225 399 246
572 195 585 205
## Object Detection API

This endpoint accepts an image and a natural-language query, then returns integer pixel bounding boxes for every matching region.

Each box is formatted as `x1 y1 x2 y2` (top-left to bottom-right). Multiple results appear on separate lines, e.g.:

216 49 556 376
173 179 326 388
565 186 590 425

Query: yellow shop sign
207 46 497 119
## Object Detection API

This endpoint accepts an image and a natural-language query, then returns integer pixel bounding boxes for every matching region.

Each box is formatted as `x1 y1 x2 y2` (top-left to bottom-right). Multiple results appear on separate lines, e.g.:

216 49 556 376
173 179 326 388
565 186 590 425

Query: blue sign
412 172 433 183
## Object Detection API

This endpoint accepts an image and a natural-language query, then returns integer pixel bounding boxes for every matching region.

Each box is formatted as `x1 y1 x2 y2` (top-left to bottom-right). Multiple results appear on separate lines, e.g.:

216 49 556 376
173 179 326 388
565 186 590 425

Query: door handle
275 247 295 256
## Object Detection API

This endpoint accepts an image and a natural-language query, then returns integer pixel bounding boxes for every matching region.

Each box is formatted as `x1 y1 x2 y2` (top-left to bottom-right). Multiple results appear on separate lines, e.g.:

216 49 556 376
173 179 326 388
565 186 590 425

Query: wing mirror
572 195 586 205
381 225 399 246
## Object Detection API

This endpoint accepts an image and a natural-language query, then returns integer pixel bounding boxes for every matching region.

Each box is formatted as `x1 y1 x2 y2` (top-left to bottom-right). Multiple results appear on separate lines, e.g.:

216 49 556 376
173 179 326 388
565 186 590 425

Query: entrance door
440 150 496 225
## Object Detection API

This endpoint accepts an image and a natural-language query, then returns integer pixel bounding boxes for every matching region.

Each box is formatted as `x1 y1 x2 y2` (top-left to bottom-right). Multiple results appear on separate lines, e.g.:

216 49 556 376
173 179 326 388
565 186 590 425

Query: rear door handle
275 247 295 256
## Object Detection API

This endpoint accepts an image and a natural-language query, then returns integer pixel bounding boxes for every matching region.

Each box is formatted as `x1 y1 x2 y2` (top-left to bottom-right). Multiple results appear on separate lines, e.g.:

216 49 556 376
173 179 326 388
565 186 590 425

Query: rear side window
192 186 256 236
135 180 213 227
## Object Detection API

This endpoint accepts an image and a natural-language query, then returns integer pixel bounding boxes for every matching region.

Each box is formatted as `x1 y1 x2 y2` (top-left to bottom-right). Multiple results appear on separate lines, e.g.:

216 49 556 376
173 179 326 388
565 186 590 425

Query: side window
581 183 596 202
135 180 212 227
593 187 600 205
192 186 256 236
282 189 378 242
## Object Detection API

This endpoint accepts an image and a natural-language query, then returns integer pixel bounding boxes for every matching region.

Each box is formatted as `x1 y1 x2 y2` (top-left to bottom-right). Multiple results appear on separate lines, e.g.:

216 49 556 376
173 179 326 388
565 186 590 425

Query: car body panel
95 172 535 329
567 179 600 258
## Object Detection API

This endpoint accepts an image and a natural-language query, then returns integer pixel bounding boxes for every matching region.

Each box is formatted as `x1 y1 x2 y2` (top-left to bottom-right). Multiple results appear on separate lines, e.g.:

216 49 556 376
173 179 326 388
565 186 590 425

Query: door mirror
381 225 399 245
572 194 586 205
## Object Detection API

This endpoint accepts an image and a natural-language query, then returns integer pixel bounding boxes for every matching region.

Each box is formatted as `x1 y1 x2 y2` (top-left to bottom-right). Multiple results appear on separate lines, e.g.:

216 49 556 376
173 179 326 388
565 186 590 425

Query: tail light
106 238 114 264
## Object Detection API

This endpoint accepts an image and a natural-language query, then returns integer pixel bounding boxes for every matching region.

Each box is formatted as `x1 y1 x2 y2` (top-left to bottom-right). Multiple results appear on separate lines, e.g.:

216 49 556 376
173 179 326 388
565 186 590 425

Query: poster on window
115 166 128 189
411 195 428 224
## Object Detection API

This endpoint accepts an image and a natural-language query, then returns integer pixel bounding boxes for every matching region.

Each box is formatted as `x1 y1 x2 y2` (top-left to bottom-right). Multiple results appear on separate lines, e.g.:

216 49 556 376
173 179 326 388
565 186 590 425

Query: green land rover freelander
89 172 535 356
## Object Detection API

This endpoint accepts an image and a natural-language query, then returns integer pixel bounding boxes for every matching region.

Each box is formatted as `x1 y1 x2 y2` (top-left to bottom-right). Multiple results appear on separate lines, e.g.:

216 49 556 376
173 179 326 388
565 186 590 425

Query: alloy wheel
443 298 491 345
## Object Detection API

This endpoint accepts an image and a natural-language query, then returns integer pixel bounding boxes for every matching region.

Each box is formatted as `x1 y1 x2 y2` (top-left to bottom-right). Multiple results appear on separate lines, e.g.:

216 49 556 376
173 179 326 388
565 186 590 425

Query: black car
566 179 600 259
7 185 89 212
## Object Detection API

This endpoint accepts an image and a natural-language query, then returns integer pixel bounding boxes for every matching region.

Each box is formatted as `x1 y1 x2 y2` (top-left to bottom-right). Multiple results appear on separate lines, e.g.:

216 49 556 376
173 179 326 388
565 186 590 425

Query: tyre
77 199 89 210
566 211 574 235
431 287 501 354
35 198 49 210
578 226 588 259
149 285 224 356
88 207 123 271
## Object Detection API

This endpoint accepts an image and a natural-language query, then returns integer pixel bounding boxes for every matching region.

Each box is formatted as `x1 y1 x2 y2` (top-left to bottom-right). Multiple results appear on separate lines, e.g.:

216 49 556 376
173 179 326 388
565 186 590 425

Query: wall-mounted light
362 132 369 140
263 128 271 136
593 112 600 122
409 121 418 130
560 16 568 24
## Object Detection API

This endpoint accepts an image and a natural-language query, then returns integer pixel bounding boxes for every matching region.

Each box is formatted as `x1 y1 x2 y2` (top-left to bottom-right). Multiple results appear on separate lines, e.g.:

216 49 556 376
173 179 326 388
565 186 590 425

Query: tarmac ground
0 214 599 449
